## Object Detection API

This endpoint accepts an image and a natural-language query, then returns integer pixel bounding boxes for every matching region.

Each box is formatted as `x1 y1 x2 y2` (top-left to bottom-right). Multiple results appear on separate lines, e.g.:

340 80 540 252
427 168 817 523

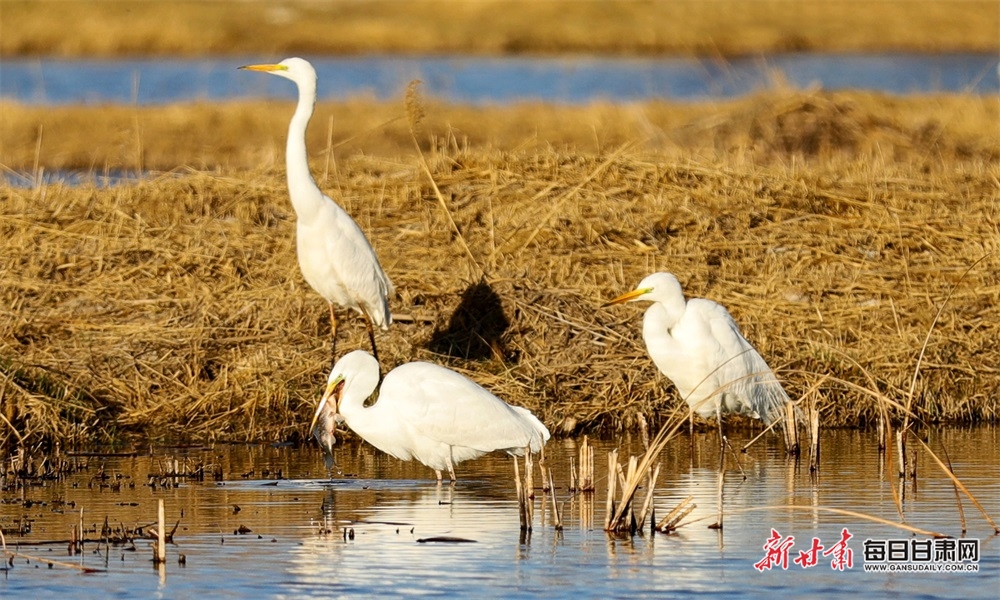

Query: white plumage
310 350 550 481
240 58 393 359
606 272 796 444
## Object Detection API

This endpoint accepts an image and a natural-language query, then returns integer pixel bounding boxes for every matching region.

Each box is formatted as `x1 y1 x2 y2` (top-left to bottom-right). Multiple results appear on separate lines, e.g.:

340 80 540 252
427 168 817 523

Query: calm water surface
1 429 997 598
1 53 996 105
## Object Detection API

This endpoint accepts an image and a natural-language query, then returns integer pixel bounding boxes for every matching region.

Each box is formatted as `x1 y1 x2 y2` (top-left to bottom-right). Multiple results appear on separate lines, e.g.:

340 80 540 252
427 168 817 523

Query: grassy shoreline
2 89 999 448
2 1 997 58
2 90 997 172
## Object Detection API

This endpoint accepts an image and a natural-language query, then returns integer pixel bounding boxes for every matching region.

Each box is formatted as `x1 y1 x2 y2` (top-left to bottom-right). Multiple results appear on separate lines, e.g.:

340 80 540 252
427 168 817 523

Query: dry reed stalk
538 445 547 492
711 455 725 531
514 457 524 529
547 467 563 530
938 440 967 535
655 496 696 533
912 436 999 534
155 498 166 564
876 414 886 452
808 396 820 473
3 549 105 573
691 505 950 538
884 420 906 523
524 447 534 501
605 404 702 532
603 449 618 531
897 427 910 478
578 436 594 492
783 401 799 454
523 453 534 529
636 464 660 533
568 457 577 492
514 455 535 531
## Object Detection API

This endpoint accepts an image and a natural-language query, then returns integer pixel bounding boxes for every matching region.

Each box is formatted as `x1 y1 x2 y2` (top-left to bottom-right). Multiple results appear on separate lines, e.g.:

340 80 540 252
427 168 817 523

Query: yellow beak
602 287 652 307
238 63 288 73
308 374 344 433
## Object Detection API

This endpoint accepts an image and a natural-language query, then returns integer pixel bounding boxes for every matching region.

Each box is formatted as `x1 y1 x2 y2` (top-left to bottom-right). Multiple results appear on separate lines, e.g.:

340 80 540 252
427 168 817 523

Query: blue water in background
1 53 996 105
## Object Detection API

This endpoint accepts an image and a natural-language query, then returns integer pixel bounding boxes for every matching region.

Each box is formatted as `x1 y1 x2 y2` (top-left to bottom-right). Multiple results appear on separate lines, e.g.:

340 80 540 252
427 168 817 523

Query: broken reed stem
711 450 725 530
579 436 595 492
896 430 907 479
808 394 821 473
4 549 105 573
514 457 526 530
656 496 696 533
514 452 534 531
547 467 563 530
783 400 799 454
539 445 549 493
605 404 692 533
637 463 660 533
603 449 618 531
524 448 534 500
884 419 905 521
624 456 638 530
155 498 166 564
524 452 534 529
877 413 886 453
605 452 659 534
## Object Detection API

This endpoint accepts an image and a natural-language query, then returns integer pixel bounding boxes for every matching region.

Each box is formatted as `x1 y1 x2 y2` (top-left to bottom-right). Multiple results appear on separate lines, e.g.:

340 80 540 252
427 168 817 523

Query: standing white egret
239 58 393 364
309 350 550 481
604 272 798 451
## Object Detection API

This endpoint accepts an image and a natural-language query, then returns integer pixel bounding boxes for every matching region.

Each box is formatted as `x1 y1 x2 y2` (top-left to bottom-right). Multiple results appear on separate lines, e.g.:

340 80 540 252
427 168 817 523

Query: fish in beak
310 375 345 462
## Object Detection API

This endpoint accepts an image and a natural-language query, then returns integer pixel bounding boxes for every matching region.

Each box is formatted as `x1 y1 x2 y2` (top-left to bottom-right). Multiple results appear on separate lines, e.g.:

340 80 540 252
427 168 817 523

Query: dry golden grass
2 90 997 172
1 89 999 448
2 0 996 58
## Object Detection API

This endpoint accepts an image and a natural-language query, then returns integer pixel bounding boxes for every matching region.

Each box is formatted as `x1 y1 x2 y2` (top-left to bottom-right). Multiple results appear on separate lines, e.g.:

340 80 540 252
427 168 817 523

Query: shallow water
1 53 996 106
1 429 997 598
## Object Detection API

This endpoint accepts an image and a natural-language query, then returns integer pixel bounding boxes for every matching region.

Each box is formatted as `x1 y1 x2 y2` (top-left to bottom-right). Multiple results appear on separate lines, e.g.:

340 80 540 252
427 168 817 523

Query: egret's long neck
285 80 323 220
654 293 687 331
337 376 380 436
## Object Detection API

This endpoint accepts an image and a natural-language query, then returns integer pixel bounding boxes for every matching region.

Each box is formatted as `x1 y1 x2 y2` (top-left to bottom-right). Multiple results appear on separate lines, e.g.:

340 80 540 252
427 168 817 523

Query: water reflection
1 429 997 597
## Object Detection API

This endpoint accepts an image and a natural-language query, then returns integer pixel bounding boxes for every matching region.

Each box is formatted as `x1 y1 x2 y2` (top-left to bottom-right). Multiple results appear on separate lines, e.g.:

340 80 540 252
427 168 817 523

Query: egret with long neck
240 58 394 365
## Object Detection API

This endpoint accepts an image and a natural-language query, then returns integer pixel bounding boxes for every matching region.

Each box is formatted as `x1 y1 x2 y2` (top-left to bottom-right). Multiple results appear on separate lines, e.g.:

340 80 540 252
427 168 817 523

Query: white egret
309 350 550 481
604 272 798 451
239 58 393 363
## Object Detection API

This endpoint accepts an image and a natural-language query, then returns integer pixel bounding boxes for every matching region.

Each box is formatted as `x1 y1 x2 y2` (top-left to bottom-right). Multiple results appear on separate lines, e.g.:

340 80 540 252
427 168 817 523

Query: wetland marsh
1 1 999 594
